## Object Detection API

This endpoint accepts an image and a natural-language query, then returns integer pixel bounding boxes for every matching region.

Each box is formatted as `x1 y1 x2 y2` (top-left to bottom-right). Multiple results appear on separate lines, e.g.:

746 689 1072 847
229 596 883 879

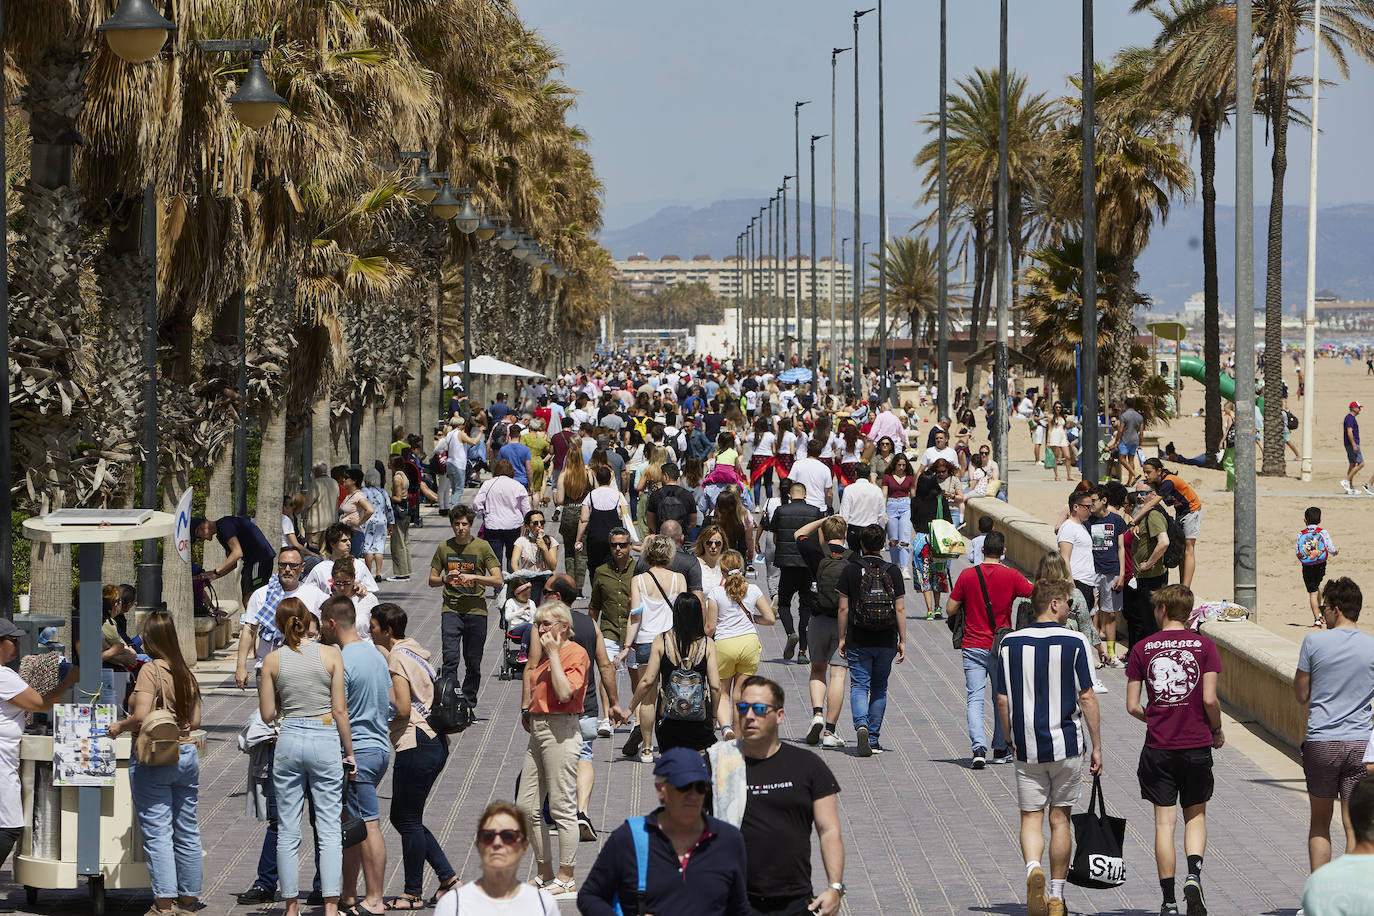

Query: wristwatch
828 883 846 897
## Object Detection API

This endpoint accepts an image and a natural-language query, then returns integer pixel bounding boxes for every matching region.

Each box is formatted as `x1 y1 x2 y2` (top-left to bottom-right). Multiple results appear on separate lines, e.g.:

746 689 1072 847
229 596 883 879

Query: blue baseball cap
652 747 709 788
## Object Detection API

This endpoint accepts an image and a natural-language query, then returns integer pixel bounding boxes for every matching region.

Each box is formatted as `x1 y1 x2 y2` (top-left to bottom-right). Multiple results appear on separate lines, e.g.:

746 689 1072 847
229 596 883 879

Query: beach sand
945 352 1373 646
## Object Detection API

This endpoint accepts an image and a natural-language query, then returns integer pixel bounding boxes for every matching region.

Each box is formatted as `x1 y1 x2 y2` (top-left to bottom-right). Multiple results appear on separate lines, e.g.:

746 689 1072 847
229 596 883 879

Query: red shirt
949 563 1033 650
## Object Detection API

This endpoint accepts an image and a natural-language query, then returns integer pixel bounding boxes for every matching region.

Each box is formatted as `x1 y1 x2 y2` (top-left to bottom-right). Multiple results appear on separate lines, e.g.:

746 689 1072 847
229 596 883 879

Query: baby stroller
496 572 546 681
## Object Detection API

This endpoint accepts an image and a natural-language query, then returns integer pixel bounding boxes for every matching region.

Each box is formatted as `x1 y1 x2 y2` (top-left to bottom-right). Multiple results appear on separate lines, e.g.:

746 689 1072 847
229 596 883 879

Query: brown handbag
135 664 182 766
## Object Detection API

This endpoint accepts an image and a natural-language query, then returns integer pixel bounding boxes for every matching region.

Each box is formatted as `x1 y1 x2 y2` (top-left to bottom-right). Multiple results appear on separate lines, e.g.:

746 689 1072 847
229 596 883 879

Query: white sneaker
821 731 847 748
1341 480 1353 494
597 718 612 738
805 713 825 745
1093 682 1110 694
1364 485 1374 496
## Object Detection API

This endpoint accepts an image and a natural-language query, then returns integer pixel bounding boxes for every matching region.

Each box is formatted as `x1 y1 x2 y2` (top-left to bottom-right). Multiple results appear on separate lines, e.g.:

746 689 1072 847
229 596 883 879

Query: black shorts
241 557 273 600
1302 562 1327 594
1137 745 1214 808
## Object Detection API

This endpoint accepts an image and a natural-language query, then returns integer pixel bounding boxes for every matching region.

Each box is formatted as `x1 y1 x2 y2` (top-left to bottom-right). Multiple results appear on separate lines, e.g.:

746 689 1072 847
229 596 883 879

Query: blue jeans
846 646 897 743
252 743 321 894
962 648 1008 755
885 498 912 570
130 743 202 899
274 719 344 900
444 463 465 508
391 730 455 896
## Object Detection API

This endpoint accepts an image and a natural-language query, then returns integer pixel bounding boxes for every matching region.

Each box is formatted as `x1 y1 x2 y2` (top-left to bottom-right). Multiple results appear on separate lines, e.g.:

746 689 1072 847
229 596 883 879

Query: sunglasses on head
735 701 778 716
477 828 523 846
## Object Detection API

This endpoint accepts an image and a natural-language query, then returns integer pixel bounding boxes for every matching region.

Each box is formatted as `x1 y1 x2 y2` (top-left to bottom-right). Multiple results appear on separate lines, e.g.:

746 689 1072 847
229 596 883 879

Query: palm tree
1052 54 1194 401
914 69 1060 394
862 235 967 373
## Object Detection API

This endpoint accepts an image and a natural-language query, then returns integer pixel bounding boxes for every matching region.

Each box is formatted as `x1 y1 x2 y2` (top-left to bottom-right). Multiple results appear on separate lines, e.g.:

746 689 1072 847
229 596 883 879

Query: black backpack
813 547 851 615
654 486 691 531
1149 508 1187 570
397 648 472 734
851 557 898 630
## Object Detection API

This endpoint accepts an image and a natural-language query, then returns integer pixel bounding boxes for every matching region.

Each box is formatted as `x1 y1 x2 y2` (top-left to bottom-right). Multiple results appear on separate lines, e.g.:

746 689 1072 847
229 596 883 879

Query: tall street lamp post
810 134 826 381
936 0 950 418
794 101 809 362
1080 0 1099 483
994 0 1011 498
876 0 891 402
1234 0 1257 613
1300 0 1324 482
830 48 849 387
853 9 874 380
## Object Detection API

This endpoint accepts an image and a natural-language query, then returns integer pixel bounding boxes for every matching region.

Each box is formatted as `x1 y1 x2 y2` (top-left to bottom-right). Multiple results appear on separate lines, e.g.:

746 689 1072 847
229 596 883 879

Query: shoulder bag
977 566 1013 660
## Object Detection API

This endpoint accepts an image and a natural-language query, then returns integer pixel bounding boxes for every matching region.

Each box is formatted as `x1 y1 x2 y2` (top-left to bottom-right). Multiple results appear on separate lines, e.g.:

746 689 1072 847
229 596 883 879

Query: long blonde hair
719 550 749 603
1035 550 1072 584
562 447 590 503
640 446 666 491
141 610 200 725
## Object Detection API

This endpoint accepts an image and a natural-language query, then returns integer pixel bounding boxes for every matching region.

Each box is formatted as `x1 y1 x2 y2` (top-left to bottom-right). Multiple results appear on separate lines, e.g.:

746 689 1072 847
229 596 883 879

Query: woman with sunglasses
515 601 590 898
705 552 774 740
1048 402 1074 482
513 509 559 604
693 524 727 594
870 436 898 480
435 802 558 915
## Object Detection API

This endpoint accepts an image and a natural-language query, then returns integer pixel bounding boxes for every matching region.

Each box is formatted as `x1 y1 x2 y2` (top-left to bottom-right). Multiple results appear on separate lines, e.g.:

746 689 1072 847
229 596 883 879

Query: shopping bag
1068 774 1127 888
928 519 965 558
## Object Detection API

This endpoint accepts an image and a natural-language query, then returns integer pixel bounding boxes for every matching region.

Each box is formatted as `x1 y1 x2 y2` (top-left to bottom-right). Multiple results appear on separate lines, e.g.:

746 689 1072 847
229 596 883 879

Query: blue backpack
1296 526 1329 565
611 816 651 916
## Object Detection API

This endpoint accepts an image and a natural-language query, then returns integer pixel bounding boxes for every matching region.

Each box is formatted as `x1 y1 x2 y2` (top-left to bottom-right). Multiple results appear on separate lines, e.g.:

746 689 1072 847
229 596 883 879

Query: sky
515 0 1374 234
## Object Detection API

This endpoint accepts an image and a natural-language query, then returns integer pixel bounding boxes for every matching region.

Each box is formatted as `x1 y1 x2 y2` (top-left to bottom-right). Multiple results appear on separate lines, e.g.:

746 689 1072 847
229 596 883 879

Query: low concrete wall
963 496 1306 750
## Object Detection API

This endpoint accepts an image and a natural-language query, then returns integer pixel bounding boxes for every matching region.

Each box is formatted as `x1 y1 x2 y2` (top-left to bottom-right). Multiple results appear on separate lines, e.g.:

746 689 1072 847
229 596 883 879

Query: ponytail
720 550 750 604
275 597 312 651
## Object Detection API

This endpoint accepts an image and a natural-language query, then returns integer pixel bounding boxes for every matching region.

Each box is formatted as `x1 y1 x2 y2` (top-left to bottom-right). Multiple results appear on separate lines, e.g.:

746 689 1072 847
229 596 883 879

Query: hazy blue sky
516 0 1374 232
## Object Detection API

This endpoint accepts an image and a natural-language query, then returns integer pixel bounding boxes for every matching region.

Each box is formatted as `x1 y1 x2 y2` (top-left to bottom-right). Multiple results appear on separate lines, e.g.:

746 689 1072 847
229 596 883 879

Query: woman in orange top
515 601 589 898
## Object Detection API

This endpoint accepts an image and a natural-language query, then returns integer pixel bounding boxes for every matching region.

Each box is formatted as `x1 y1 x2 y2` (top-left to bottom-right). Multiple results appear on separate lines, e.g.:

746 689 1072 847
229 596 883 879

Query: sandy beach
941 352 1374 646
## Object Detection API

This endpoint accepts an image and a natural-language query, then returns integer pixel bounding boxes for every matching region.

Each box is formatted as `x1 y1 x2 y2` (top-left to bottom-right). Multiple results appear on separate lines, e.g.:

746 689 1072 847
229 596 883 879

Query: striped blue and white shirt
995 622 1095 763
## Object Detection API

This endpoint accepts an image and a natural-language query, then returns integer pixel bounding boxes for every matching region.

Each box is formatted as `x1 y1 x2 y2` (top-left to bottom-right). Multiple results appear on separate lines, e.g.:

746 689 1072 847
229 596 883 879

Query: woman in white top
574 466 630 583
1047 402 1074 483
693 524 726 593
512 508 559 604
434 802 557 916
747 418 777 505
622 535 685 761
704 550 774 739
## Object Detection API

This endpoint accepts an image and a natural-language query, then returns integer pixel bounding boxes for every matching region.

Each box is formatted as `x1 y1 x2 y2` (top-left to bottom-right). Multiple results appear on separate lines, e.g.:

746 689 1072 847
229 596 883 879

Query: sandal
345 905 387 916
548 880 576 897
424 877 460 907
384 895 428 910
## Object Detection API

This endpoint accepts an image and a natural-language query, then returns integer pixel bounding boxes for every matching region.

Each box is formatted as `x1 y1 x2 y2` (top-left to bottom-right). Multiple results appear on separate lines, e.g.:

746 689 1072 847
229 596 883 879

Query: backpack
851 557 898 630
654 486 690 531
659 638 708 722
1296 526 1329 565
398 648 472 735
135 665 183 767
813 548 851 615
1148 508 1187 570
1285 409 1299 431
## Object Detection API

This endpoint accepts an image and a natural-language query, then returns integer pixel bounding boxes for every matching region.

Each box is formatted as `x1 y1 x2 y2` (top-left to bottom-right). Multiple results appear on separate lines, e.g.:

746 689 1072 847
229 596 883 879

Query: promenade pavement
2 501 1327 915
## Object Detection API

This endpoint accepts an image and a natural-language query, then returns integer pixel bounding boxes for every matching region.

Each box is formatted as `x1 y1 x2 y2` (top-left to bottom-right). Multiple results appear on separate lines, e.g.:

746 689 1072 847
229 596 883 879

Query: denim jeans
441 612 489 707
274 719 344 900
962 648 1008 755
846 646 897 743
130 743 202 899
885 498 912 571
252 742 321 894
390 730 455 897
444 463 466 509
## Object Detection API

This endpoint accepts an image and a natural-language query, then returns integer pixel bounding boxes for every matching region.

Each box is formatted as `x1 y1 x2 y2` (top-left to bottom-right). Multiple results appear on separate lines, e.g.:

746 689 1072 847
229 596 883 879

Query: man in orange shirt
1136 458 1201 588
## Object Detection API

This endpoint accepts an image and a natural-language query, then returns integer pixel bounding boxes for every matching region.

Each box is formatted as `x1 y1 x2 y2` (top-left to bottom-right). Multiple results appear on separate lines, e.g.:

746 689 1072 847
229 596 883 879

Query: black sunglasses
669 781 710 795
477 829 523 846
610 542 631 549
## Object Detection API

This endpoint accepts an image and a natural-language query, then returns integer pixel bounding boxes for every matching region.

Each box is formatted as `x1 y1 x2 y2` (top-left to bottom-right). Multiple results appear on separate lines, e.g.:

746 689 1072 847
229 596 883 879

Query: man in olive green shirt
429 504 502 709
1125 480 1172 651
589 528 636 733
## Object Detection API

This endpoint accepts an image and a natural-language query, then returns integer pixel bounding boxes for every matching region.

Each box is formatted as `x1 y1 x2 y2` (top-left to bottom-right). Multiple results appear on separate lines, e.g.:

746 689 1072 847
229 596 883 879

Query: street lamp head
832 47 851 57
454 195 481 235
512 236 533 260
473 207 497 241
99 0 176 64
811 134 827 143
227 50 286 130
497 223 520 250
795 100 811 110
855 8 875 21
429 180 461 220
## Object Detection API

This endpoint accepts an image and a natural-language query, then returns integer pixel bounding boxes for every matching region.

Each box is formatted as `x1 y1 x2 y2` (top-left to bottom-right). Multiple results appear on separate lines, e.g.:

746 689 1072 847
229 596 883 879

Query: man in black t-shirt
192 514 277 607
836 524 907 758
736 675 845 916
796 515 853 749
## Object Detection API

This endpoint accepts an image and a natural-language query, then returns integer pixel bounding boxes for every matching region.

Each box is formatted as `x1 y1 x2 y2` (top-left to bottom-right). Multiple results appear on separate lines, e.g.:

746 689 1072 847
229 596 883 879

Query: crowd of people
2 350 1372 916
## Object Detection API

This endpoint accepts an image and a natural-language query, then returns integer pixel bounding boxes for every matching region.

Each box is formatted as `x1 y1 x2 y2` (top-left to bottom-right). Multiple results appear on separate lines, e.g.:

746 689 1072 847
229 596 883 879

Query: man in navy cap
578 747 749 915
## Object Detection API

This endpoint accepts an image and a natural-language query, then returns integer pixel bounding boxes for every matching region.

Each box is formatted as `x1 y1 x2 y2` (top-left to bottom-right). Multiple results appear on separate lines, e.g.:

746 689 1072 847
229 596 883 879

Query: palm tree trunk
964 221 988 394
202 451 233 571
255 408 287 554
102 474 137 586
1260 78 1290 476
359 401 376 468
1200 119 1222 465
312 396 332 467
373 402 389 464
1109 252 1138 400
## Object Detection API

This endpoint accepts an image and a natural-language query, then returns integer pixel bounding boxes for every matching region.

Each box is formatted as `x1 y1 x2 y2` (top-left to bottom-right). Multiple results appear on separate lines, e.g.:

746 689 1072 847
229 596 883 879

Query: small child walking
1296 506 1338 627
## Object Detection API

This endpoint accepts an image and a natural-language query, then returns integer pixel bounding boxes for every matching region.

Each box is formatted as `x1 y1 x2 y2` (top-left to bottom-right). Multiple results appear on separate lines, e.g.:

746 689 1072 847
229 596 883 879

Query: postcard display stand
16 511 198 914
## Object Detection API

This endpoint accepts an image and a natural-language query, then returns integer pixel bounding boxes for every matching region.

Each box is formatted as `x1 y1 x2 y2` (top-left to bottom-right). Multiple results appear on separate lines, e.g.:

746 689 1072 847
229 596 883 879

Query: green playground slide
1178 355 1263 410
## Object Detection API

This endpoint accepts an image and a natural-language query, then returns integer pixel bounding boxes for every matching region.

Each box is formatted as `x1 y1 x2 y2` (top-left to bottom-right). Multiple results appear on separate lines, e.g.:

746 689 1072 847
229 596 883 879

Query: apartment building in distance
614 253 855 302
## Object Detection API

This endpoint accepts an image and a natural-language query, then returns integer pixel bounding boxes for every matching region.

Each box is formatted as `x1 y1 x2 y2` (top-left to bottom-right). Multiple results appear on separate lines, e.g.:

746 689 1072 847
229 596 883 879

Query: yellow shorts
715 633 762 680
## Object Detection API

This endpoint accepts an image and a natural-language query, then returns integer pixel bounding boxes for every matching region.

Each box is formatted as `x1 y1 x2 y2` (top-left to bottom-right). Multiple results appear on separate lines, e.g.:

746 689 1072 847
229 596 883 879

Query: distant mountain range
598 200 1374 309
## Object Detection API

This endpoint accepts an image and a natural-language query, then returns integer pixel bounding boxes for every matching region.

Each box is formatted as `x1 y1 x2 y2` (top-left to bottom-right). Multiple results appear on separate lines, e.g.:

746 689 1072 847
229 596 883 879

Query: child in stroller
497 574 543 680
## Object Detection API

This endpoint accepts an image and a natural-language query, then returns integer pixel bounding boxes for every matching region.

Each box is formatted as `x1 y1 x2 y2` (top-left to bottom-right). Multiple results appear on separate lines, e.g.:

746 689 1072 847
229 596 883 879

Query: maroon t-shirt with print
1125 629 1222 749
